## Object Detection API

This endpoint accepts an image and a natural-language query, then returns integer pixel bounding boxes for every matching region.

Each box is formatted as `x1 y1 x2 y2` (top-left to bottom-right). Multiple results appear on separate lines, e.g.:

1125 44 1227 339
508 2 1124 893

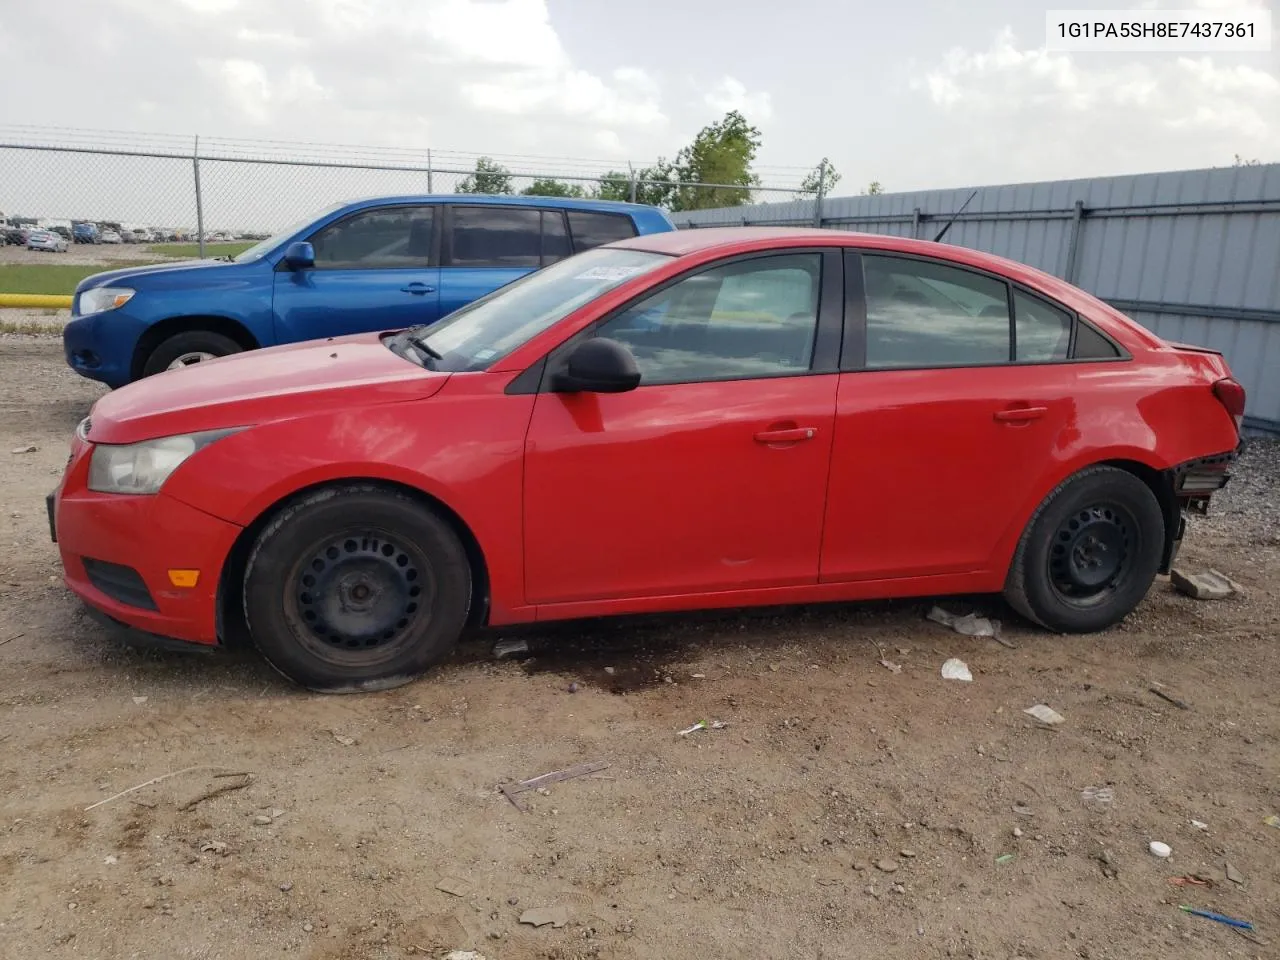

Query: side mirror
552 338 641 394
282 241 315 270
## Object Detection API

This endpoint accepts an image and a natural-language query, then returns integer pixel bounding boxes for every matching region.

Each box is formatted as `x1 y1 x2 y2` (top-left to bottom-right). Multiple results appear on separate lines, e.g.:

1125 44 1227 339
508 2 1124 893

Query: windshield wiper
402 332 442 369
407 333 441 360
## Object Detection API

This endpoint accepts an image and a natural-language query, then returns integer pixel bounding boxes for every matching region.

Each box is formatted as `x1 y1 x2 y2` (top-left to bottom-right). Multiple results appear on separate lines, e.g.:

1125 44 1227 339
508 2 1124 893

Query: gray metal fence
677 165 1280 435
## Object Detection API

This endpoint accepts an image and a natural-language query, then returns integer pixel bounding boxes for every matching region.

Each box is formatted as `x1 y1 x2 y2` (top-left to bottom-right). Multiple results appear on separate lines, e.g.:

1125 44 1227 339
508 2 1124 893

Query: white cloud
174 0 240 11
217 59 272 125
703 76 774 122
909 26 1280 182
463 68 664 127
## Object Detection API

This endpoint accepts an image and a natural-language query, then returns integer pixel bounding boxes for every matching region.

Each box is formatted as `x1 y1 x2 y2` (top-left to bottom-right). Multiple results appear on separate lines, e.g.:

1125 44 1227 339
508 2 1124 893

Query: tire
142 330 243 377
243 484 472 692
1004 465 1164 633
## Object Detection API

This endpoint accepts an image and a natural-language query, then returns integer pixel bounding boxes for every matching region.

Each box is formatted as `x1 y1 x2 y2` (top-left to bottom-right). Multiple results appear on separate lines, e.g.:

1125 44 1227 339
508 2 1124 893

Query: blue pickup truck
64 195 675 387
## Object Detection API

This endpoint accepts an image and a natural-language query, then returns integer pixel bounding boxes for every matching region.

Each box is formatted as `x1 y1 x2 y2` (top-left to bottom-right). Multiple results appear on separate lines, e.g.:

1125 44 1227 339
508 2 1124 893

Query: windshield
412 248 671 372
232 201 347 263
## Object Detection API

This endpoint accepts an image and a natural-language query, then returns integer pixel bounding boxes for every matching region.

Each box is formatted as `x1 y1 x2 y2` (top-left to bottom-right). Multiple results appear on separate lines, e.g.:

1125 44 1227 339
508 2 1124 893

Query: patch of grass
146 241 254 259
0 316 63 336
0 263 151 296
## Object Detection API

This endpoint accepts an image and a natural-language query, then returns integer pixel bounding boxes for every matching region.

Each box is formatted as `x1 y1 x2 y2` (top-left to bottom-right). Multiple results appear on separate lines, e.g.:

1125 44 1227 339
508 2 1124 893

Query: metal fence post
627 163 637 204
813 159 827 227
427 149 433 193
1063 199 1085 282
192 135 205 259
911 207 921 239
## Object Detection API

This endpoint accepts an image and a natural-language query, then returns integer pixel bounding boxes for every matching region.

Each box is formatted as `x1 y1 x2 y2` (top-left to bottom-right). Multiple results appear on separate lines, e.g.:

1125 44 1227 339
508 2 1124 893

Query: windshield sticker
572 265 649 281
473 348 497 360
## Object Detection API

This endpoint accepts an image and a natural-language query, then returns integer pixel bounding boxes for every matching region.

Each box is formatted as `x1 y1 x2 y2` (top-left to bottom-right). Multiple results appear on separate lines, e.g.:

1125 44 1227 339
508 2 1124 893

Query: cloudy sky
0 0 1276 205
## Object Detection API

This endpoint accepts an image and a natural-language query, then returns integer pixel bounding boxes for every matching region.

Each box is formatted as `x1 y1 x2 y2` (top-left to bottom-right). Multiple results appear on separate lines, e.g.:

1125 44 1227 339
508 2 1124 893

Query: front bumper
62 310 137 388
51 443 243 645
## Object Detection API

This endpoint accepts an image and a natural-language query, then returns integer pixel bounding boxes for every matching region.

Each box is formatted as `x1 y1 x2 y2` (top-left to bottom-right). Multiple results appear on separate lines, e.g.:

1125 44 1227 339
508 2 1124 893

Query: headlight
88 429 240 494
78 286 135 315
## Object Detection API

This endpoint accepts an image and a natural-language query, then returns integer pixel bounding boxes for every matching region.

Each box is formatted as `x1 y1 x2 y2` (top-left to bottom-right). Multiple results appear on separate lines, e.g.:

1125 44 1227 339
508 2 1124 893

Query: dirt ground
1 331 1277 960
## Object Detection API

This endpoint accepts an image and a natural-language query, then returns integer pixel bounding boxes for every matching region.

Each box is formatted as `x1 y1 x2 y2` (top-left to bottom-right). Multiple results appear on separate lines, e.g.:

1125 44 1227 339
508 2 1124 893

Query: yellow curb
0 294 74 308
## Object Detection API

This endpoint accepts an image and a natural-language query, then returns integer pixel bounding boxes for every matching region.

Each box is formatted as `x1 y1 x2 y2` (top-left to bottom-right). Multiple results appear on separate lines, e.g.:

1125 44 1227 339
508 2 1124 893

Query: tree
595 171 633 202
1233 154 1261 166
798 159 842 197
521 178 587 198
862 181 883 196
669 111 761 211
456 157 513 195
592 164 677 206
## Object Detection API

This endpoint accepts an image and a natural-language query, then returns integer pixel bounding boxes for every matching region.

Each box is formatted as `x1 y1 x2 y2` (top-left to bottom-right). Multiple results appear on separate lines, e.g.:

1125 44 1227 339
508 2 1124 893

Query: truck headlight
78 286 135 315
88 429 240 494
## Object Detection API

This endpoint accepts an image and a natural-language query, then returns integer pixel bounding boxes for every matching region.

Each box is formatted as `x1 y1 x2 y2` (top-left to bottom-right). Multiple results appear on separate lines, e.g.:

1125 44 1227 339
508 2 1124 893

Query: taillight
1212 377 1246 431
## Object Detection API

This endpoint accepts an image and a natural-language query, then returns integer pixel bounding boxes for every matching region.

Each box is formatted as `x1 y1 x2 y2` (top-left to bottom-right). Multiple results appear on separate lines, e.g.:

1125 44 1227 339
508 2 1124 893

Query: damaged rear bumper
1160 447 1238 572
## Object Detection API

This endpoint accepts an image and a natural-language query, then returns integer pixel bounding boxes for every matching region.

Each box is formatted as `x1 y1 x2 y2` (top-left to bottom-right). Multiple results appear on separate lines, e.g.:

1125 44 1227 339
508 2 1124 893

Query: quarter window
1072 320 1121 359
592 254 822 385
863 255 1010 368
309 206 434 269
568 211 637 253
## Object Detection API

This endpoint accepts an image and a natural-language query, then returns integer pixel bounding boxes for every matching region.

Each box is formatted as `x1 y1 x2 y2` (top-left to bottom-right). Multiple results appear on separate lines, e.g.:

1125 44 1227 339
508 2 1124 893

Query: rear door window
449 206 543 267
1013 290 1072 362
862 255 1010 368
567 211 637 253
541 210 572 265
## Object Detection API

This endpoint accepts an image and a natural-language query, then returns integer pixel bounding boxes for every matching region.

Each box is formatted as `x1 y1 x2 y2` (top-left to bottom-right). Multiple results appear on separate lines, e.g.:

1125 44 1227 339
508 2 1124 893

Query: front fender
161 374 532 618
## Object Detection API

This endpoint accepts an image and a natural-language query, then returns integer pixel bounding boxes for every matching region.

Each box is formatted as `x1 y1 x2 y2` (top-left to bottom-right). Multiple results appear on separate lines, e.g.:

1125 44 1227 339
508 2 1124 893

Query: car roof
337 194 655 215
614 225 1065 284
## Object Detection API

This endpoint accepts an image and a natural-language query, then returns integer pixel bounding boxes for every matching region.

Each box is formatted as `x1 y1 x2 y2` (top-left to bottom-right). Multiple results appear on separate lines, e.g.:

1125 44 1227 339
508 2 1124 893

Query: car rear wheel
1004 466 1164 633
243 485 472 692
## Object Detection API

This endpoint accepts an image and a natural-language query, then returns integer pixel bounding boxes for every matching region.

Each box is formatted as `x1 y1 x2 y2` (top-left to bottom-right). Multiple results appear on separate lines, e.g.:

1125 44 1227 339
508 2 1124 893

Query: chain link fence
0 127 812 252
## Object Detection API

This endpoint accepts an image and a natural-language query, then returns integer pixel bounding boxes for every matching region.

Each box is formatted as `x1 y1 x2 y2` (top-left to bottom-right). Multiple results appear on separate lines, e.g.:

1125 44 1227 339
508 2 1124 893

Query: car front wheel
243 485 472 692
1004 465 1164 633
142 330 243 377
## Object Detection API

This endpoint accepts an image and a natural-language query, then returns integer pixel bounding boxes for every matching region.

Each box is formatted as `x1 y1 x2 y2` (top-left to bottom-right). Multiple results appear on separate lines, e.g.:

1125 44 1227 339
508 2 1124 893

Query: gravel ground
1 334 1277 960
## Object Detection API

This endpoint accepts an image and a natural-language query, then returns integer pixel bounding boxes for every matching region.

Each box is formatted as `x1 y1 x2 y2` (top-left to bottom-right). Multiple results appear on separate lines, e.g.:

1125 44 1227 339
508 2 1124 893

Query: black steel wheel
244 484 471 692
291 532 433 661
1005 466 1164 633
1047 502 1137 606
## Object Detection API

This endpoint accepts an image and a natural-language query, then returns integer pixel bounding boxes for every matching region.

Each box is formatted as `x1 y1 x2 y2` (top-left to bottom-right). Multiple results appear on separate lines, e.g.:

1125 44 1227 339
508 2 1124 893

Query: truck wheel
142 331 243 376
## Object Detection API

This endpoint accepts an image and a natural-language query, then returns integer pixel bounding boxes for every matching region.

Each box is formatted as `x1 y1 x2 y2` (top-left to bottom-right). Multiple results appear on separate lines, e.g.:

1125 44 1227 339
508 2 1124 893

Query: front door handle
994 405 1048 423
401 283 436 295
755 426 817 444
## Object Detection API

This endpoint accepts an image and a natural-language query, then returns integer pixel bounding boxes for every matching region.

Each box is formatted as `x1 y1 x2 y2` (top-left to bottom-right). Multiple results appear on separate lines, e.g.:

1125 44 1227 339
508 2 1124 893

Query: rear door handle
754 427 817 443
401 283 436 295
994 405 1048 423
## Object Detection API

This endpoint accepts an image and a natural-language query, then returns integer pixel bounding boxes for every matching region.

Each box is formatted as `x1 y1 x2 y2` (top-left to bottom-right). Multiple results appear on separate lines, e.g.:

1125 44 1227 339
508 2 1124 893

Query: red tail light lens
1212 377 1246 429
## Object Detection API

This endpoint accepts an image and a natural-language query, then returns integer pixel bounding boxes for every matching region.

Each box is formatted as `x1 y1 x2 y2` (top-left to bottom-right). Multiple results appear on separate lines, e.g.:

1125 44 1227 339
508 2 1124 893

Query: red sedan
50 227 1244 691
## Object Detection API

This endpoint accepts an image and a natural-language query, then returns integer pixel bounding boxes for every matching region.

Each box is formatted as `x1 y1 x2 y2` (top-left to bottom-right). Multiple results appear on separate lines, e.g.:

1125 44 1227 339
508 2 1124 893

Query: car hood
75 257 244 292
85 333 450 445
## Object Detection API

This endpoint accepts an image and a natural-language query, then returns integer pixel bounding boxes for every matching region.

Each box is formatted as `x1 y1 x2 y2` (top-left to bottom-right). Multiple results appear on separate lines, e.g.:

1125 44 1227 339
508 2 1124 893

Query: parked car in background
73 222 101 244
49 227 1245 691
27 229 69 253
3 226 30 246
99 230 123 244
63 194 675 387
